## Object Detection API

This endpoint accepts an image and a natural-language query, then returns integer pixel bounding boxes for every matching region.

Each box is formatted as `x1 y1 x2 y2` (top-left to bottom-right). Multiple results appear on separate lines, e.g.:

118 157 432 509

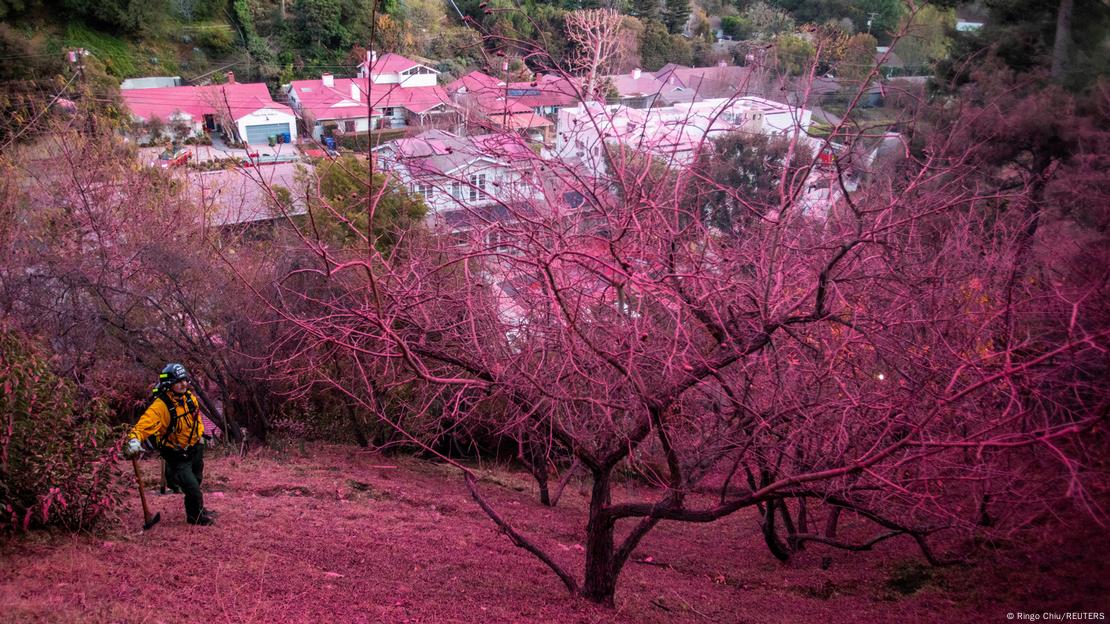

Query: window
412 182 436 200
344 120 356 132
382 107 396 117
468 173 487 202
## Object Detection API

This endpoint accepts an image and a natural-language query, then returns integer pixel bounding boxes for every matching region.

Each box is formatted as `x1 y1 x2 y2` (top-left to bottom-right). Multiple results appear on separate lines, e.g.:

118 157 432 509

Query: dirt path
1 445 1105 623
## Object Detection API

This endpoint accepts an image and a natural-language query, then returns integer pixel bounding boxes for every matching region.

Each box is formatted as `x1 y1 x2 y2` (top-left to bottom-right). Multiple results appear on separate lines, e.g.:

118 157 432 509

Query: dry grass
1 444 1106 623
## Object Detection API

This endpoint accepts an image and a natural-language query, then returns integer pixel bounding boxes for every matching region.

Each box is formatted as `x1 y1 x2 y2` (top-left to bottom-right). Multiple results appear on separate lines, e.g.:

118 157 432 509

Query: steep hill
1 445 1106 623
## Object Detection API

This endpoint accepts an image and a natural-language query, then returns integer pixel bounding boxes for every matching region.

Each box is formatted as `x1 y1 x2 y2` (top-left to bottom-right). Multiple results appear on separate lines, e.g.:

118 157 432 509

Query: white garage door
244 122 290 145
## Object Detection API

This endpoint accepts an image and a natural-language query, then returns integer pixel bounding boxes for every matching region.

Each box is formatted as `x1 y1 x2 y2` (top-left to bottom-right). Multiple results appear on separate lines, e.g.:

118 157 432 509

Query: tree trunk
1051 0 1074 82
581 470 617 605
548 459 580 507
761 499 792 562
331 356 368 448
522 435 552 506
825 506 842 539
343 399 369 448
779 499 804 552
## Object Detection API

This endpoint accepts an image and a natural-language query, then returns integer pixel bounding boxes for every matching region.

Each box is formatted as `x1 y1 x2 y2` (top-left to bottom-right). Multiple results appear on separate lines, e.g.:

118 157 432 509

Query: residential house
605 62 764 109
374 129 546 233
555 96 814 174
445 70 579 142
286 51 457 141
121 72 296 146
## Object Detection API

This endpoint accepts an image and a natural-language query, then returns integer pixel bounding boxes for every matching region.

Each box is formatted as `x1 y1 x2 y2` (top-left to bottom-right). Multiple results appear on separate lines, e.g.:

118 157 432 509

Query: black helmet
159 363 189 385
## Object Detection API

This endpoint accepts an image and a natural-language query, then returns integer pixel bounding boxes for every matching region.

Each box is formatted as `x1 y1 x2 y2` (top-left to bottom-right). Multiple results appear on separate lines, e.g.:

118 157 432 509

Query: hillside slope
1 445 1105 623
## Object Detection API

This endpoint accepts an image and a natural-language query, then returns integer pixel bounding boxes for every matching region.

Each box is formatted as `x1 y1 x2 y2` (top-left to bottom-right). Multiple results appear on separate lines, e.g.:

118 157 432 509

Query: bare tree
565 8 627 100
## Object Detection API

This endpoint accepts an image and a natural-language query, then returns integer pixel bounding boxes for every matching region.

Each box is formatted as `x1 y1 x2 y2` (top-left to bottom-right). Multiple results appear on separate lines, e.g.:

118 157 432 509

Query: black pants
163 445 204 522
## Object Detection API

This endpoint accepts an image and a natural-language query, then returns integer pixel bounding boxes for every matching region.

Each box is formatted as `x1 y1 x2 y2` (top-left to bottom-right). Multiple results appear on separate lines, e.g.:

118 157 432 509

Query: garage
244 122 292 145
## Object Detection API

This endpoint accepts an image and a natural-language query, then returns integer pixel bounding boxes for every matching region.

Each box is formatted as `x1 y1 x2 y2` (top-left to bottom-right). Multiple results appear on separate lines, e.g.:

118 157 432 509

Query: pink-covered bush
0 328 125 532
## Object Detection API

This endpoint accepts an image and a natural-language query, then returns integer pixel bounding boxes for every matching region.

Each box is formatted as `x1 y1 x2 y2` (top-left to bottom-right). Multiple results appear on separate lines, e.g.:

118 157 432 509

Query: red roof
446 70 502 95
121 83 290 122
491 112 553 130
289 77 451 121
449 71 579 110
504 74 580 108
357 52 432 76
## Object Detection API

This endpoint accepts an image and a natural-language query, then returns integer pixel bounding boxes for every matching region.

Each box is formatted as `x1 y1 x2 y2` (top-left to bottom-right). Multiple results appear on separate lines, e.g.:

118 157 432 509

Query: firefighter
125 363 214 526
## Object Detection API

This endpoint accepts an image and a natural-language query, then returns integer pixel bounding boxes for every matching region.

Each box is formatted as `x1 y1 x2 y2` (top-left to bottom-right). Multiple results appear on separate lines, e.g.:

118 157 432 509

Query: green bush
334 128 407 152
0 329 126 532
720 15 753 39
194 25 236 53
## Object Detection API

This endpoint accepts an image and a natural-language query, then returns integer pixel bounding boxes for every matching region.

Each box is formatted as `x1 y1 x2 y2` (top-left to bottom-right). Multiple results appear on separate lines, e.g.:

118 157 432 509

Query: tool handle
131 456 153 522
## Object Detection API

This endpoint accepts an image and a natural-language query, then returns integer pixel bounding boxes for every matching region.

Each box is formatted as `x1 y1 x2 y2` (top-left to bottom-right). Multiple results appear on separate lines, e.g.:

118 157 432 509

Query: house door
244 122 291 145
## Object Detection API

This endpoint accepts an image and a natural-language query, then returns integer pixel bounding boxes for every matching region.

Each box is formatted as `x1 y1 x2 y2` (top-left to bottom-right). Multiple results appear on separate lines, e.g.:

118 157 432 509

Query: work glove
125 438 142 458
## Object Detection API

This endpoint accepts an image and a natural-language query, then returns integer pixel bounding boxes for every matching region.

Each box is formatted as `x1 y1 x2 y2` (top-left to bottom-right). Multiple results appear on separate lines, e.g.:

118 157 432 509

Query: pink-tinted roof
378 131 536 176
357 52 433 76
289 77 451 120
446 70 502 95
504 75 580 108
607 72 667 97
121 83 288 122
489 112 553 130
467 91 535 115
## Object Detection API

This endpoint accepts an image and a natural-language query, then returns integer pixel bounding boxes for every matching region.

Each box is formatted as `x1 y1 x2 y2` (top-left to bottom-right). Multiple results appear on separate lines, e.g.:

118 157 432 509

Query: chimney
371 49 378 64
226 71 235 84
322 72 334 88
717 59 728 68
632 68 641 80
350 82 360 102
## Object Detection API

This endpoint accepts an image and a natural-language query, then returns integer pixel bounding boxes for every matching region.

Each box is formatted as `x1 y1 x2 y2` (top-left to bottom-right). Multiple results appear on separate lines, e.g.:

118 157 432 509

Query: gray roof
120 76 184 90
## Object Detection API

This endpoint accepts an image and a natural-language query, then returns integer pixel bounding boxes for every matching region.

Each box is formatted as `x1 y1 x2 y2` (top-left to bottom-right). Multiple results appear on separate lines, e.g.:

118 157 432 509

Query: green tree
689 130 812 231
838 32 877 83
640 18 693 69
0 0 40 18
313 156 428 252
62 0 170 33
663 0 690 33
769 0 861 28
720 15 754 39
630 0 660 21
893 4 954 69
295 0 347 49
772 33 815 75
852 0 903 40
941 0 1108 88
743 1 795 40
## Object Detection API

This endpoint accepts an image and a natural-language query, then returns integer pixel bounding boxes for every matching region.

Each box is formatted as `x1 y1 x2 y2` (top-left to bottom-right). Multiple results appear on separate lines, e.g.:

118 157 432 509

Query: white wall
372 70 437 88
312 116 372 140
236 108 297 144
379 156 534 227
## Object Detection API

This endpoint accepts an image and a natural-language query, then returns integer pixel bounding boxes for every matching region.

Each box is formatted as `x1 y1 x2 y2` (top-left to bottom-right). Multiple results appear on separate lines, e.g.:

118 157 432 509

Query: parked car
158 147 192 168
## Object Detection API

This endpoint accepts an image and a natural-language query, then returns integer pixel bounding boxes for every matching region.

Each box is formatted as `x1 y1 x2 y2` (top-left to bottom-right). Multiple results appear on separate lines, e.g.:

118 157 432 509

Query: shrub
0 329 126 532
194 25 236 53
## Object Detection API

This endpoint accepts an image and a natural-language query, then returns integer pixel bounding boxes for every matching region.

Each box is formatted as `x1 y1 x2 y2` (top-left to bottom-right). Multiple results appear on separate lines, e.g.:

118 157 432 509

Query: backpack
148 384 201 451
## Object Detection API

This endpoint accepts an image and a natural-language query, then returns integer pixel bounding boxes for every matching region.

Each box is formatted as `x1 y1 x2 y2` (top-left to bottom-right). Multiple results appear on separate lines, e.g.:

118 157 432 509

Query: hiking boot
187 513 215 526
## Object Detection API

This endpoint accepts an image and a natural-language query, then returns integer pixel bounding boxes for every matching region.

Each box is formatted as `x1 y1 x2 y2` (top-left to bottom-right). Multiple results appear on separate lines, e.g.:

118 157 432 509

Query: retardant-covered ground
1 445 1106 623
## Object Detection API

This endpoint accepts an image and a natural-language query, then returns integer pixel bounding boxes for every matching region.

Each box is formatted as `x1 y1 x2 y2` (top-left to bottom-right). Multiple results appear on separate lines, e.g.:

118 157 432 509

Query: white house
554 96 814 176
287 52 455 141
120 74 296 145
374 129 546 232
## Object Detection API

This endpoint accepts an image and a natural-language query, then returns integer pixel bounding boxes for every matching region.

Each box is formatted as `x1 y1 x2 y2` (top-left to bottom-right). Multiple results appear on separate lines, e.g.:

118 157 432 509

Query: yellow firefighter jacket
130 390 205 449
